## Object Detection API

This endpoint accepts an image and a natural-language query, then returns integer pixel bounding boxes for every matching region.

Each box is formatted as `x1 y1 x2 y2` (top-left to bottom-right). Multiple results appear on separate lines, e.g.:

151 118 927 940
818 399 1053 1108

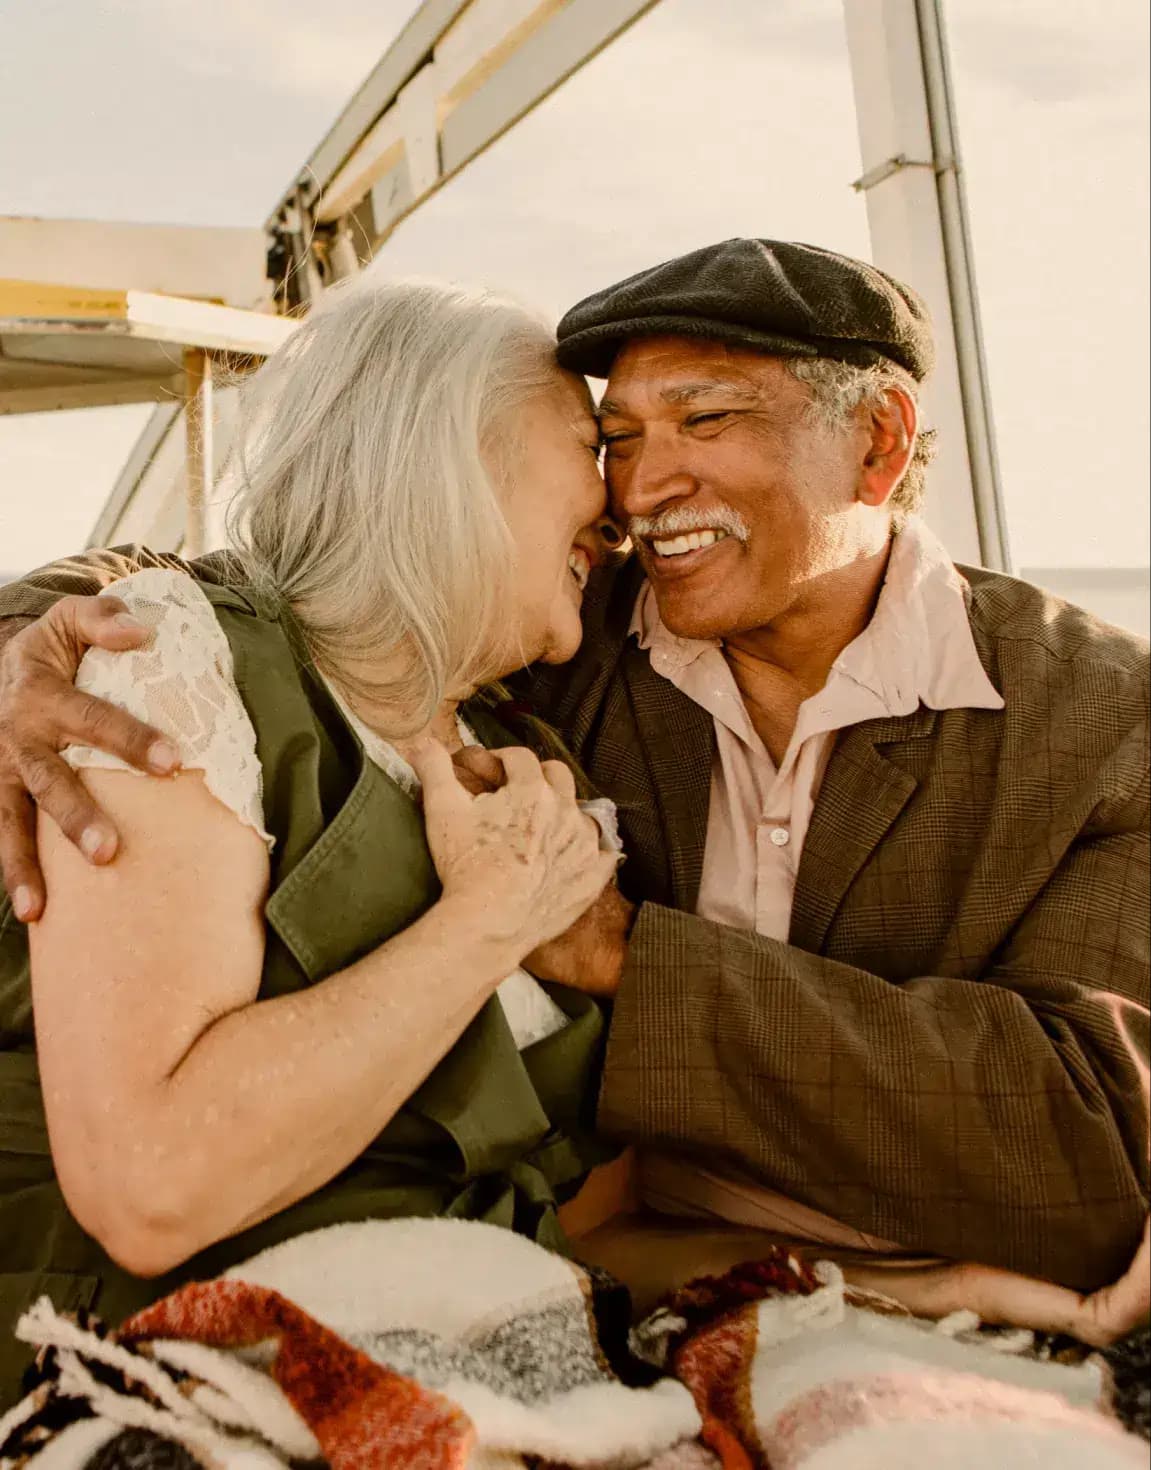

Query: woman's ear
858 387 917 508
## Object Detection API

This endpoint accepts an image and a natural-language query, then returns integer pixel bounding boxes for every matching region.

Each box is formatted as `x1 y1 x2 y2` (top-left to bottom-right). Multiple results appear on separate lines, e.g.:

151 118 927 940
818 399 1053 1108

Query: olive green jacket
0 578 609 1404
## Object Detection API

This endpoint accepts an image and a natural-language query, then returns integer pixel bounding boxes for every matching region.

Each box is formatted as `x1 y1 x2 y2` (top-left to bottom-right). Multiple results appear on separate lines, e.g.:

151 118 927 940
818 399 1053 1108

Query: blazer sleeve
599 716 1150 1293
0 546 237 626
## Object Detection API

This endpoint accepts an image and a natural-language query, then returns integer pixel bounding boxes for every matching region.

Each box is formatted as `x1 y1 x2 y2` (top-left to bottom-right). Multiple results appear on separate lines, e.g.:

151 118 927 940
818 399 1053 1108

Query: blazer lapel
791 707 937 954
620 643 715 912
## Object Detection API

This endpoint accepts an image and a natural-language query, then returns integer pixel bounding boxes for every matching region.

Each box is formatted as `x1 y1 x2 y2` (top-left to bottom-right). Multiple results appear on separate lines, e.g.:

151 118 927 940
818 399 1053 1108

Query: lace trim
64 569 274 849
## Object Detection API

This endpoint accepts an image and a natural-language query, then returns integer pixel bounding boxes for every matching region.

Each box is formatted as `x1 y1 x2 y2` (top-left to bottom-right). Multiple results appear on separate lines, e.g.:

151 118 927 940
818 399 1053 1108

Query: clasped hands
446 745 635 997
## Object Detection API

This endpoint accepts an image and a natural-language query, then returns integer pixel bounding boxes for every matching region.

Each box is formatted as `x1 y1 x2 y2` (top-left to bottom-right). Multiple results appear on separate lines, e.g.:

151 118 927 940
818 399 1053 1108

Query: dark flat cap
555 237 934 381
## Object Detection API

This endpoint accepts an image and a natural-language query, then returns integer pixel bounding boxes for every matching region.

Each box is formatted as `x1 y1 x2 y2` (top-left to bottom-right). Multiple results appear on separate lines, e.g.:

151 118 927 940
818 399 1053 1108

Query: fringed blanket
1 1219 1145 1469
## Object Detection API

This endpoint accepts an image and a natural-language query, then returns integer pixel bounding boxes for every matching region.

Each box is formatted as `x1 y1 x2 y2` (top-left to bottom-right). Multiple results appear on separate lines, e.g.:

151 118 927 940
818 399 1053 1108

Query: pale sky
1 0 1147 577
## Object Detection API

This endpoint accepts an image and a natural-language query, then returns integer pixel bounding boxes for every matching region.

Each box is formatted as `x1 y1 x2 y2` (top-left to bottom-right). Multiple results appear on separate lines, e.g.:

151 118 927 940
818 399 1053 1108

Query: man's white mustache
628 505 750 543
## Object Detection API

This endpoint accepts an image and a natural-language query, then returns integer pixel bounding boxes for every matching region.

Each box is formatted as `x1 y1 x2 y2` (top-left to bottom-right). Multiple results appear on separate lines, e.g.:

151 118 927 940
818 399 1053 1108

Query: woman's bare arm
31 770 514 1275
31 748 613 1277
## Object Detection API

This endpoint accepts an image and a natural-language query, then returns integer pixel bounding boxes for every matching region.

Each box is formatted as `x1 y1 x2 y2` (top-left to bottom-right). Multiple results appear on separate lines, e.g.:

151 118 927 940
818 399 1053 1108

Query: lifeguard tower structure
0 0 1011 572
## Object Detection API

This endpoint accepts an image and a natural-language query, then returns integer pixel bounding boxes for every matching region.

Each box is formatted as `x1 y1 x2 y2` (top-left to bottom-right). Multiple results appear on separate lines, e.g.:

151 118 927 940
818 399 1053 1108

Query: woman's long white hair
227 277 561 733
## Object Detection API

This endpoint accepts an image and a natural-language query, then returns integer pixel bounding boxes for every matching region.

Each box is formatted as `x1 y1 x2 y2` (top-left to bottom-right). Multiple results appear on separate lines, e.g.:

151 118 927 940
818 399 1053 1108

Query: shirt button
769 826 790 847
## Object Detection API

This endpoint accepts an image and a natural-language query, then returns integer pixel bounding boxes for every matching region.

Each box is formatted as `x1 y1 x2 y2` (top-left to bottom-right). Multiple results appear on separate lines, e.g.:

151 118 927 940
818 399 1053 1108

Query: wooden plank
0 278 128 320
0 218 270 309
0 375 185 415
183 350 212 560
123 292 298 356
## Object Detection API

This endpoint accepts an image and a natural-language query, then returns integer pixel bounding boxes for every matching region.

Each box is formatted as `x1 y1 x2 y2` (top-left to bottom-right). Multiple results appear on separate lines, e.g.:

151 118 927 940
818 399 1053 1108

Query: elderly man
0 240 1147 1301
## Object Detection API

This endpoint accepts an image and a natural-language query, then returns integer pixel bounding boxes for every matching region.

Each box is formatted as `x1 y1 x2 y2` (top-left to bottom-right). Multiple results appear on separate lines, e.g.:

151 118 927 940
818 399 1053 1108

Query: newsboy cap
555 237 934 381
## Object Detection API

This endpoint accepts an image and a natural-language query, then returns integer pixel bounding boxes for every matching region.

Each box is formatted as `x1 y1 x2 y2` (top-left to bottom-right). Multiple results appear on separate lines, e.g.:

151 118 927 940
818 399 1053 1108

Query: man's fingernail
12 887 35 921
113 613 146 634
148 740 179 774
80 826 112 860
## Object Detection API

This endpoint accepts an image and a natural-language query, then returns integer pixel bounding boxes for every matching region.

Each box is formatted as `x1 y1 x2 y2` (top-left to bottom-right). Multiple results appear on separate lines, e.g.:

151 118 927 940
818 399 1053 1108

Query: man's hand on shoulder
0 595 180 920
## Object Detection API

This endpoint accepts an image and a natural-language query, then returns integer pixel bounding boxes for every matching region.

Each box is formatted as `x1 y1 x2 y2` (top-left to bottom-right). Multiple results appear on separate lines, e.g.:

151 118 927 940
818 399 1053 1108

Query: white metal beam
843 0 1010 570
265 0 660 306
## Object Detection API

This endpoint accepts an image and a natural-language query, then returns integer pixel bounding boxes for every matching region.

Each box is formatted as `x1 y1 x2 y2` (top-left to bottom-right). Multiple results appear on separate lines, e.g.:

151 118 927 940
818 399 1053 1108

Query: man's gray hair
227 278 560 734
786 357 936 525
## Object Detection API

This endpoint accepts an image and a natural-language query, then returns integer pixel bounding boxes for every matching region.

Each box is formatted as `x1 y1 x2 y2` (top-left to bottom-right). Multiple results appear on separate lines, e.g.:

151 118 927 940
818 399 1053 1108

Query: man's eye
685 412 730 428
601 433 637 452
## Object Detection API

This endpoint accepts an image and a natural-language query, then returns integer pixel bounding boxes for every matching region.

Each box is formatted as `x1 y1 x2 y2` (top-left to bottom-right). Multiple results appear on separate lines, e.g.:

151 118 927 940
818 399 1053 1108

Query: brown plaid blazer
514 555 1149 1293
1 549 1148 1291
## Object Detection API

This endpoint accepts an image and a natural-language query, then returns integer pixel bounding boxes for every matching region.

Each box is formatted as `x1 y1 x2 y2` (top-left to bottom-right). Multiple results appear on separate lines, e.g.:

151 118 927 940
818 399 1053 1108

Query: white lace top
65 569 619 1051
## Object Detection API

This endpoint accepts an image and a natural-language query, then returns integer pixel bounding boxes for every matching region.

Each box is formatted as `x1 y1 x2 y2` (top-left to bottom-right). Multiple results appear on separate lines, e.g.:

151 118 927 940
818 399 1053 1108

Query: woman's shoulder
108 567 302 700
100 566 227 643
108 565 279 624
71 569 275 848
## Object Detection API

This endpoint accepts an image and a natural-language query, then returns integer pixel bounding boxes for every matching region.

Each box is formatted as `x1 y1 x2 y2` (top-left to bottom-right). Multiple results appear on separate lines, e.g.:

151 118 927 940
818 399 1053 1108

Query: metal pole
183 348 212 559
843 0 1011 571
326 223 362 283
915 0 1010 571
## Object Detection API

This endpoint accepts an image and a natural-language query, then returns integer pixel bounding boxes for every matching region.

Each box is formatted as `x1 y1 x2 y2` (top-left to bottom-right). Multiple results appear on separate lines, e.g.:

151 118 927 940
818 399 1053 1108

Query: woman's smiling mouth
567 547 591 591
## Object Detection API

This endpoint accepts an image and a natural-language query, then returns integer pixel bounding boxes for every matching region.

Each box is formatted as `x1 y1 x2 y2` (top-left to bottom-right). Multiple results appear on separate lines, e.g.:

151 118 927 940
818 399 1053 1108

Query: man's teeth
651 528 730 558
567 550 590 590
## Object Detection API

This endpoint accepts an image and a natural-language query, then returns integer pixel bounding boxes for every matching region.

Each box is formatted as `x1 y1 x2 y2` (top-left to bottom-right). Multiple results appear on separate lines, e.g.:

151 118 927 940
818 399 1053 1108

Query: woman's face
497 370 610 671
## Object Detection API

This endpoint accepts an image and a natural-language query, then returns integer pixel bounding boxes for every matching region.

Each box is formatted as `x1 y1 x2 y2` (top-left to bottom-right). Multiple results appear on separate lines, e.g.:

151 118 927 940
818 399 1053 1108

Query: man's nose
607 436 697 521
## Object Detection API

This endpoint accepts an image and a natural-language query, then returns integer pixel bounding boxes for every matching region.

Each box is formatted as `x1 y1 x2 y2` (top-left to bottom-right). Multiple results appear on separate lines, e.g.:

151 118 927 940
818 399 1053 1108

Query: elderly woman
0 279 624 1400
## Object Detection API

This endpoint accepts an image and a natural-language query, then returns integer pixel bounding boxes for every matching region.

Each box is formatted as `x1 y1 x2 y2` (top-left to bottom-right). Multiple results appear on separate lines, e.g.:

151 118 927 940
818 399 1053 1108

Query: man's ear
857 388 917 508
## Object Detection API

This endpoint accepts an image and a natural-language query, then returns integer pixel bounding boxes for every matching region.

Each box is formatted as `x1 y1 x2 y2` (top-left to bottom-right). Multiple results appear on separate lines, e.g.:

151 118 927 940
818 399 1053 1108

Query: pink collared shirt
630 516 1005 943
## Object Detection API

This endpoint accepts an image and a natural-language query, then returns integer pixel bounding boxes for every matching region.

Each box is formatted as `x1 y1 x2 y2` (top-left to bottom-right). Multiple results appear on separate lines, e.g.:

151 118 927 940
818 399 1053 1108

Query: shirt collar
629 514 1004 724
832 516 1003 716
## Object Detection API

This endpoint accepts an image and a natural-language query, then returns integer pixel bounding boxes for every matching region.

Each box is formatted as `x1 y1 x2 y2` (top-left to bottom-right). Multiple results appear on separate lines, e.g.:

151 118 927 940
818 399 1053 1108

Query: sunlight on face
600 337 869 641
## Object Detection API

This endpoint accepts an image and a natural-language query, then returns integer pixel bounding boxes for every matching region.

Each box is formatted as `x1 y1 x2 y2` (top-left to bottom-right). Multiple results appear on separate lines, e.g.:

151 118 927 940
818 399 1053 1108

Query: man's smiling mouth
650 528 731 559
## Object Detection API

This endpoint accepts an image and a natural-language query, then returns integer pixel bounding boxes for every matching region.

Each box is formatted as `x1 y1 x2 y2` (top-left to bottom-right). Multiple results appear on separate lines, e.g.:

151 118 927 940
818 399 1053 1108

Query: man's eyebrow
660 380 760 406
597 382 760 418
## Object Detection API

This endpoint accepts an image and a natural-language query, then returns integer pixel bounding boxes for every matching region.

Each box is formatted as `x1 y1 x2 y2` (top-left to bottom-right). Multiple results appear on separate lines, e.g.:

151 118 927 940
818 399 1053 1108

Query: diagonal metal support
264 0 661 311
852 153 945 192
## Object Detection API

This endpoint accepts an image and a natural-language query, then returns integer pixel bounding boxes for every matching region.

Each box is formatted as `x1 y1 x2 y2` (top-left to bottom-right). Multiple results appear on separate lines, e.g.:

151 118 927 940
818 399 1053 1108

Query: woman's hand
0 595 177 918
410 741 618 961
448 745 634 994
